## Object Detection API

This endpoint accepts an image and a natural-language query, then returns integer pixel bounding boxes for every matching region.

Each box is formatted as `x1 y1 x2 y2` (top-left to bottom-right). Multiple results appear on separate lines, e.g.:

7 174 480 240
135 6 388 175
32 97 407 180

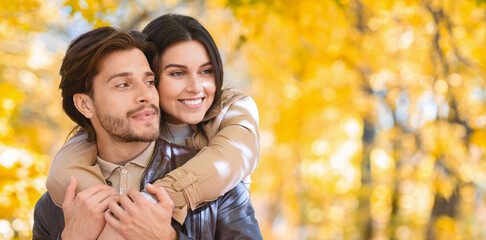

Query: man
32 27 262 240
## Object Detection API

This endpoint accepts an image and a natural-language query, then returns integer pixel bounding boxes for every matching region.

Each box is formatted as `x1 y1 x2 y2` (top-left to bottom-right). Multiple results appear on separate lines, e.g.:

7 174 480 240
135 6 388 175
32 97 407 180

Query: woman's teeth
180 99 202 105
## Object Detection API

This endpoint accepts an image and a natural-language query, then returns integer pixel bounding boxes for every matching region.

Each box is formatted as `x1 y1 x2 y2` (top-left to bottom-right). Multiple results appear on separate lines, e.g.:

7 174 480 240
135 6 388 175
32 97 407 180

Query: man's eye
146 80 155 86
116 83 128 88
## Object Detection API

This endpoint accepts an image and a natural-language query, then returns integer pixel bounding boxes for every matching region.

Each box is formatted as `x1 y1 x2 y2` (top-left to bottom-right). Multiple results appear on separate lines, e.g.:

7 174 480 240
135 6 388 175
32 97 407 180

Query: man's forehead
95 49 153 81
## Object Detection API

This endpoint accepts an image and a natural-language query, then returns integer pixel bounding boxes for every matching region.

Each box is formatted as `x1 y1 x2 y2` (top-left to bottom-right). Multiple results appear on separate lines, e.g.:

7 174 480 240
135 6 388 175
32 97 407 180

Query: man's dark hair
59 27 157 142
142 14 224 116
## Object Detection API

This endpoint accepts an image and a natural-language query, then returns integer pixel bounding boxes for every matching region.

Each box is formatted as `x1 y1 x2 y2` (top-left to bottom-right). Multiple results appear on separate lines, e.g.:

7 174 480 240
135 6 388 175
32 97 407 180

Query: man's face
88 48 160 143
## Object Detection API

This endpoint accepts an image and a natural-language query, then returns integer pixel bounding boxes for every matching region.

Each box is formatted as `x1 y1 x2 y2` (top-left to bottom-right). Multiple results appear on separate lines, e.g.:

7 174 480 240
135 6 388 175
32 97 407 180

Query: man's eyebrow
107 72 132 82
107 71 154 82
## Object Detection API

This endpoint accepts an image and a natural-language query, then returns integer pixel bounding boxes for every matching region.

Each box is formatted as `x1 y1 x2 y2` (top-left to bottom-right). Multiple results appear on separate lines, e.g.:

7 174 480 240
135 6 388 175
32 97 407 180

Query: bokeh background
1 0 486 239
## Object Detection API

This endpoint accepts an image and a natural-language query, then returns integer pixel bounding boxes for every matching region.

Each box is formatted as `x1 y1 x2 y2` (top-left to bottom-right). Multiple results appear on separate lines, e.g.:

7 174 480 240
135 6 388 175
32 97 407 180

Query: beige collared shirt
96 141 155 194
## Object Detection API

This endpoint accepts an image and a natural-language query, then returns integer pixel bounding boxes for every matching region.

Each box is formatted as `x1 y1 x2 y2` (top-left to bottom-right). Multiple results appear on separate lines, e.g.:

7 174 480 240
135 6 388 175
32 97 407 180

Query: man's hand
104 183 177 240
61 176 120 240
97 218 126 240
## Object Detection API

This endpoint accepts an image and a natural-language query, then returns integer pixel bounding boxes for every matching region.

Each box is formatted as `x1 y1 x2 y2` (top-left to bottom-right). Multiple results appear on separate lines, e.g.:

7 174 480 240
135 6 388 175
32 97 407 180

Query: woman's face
158 40 216 125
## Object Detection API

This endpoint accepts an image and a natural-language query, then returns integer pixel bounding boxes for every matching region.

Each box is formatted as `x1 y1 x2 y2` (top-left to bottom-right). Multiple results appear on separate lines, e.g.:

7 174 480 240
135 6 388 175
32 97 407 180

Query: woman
46 13 260 224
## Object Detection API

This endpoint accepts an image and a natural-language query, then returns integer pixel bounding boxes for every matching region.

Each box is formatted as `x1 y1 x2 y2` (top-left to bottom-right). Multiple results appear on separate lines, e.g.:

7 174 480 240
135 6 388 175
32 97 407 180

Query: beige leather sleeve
153 95 260 211
45 132 104 207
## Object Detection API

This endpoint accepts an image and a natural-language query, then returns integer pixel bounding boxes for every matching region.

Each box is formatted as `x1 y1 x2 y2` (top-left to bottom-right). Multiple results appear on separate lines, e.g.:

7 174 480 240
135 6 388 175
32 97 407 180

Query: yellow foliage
62 0 121 23
435 216 457 240
471 130 486 149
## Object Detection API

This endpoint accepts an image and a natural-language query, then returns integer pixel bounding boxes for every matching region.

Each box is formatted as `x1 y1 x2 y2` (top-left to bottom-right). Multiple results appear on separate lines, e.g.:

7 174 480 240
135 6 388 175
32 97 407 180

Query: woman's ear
73 93 95 119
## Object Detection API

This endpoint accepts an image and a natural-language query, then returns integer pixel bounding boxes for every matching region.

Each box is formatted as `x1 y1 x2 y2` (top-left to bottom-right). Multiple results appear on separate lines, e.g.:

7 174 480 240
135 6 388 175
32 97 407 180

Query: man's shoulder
215 182 252 214
33 192 65 240
196 182 262 239
35 192 60 211
181 182 256 239
191 182 251 215
34 191 64 220
219 182 249 202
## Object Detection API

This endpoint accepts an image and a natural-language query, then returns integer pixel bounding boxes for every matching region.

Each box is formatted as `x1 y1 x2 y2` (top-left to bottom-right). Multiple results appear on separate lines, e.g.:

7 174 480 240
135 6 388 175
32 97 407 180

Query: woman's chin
182 116 205 125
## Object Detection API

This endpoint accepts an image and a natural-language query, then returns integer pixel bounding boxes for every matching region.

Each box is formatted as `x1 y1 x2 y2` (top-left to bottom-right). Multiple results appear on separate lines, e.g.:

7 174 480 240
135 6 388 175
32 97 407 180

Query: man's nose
136 82 156 103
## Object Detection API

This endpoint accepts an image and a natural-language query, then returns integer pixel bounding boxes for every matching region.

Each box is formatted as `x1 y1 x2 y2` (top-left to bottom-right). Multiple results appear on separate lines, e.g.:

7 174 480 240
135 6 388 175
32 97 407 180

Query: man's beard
96 104 160 143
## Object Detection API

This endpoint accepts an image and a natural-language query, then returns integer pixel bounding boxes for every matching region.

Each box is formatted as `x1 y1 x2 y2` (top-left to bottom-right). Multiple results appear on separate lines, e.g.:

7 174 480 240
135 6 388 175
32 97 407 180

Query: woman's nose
186 75 203 93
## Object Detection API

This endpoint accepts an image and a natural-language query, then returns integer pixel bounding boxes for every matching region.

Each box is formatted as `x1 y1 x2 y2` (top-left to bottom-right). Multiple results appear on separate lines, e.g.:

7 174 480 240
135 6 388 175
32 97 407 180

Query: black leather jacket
32 138 263 240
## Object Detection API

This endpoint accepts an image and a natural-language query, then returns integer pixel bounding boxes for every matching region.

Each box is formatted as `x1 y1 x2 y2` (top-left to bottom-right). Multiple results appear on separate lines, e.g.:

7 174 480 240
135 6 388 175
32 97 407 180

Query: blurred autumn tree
1 0 486 239
0 0 71 238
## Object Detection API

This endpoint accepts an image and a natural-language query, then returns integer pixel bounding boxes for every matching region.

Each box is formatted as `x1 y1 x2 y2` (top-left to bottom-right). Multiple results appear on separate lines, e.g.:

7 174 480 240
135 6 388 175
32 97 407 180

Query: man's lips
131 110 156 121
126 104 159 120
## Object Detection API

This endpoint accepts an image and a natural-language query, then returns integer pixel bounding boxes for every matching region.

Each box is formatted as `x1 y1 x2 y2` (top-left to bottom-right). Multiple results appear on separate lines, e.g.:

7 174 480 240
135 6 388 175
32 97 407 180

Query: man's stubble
96 104 160 143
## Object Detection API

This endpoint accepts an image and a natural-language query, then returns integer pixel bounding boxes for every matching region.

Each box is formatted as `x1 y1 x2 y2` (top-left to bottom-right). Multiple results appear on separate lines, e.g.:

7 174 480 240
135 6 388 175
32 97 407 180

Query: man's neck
96 136 152 164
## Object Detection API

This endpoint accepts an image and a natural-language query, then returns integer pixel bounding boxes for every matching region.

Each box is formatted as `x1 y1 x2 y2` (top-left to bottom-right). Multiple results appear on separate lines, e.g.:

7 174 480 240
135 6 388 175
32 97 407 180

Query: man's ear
73 93 95 119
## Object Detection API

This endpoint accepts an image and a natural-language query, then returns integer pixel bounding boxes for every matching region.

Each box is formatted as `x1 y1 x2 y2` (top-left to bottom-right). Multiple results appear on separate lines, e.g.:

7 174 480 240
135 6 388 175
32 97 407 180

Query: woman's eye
201 69 213 74
170 71 184 77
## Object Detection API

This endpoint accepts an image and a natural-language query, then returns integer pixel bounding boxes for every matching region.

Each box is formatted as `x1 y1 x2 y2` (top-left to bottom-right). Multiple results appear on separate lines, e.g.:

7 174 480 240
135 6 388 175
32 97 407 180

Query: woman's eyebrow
163 62 212 70
200 62 212 68
163 64 186 70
